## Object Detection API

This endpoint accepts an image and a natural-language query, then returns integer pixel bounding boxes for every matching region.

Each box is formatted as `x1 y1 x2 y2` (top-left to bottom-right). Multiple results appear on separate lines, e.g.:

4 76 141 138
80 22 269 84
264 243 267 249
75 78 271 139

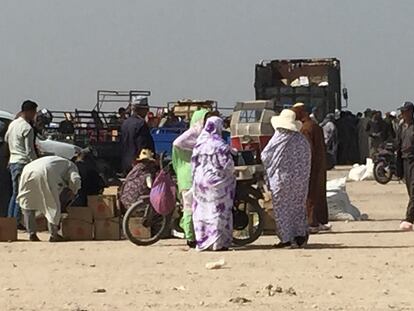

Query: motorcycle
373 143 399 184
122 151 264 247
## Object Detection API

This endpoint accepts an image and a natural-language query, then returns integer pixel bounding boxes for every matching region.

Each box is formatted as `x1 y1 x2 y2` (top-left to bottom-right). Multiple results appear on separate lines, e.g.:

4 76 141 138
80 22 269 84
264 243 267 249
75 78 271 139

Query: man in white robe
17 156 81 242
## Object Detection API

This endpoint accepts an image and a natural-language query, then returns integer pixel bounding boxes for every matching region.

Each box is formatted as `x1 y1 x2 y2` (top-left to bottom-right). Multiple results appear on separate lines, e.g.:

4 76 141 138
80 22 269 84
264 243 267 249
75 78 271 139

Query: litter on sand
205 258 226 270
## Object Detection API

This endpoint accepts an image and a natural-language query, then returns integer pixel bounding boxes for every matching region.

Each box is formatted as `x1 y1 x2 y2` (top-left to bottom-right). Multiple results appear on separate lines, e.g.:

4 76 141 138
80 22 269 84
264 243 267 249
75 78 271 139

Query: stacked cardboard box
259 199 275 234
88 195 121 240
19 215 49 232
0 217 17 242
35 215 49 232
103 186 119 196
127 217 151 240
62 207 94 241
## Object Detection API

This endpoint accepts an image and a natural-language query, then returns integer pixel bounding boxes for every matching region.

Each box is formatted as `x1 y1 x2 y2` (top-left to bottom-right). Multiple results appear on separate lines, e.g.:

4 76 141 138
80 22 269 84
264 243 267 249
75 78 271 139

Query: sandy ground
1 168 414 311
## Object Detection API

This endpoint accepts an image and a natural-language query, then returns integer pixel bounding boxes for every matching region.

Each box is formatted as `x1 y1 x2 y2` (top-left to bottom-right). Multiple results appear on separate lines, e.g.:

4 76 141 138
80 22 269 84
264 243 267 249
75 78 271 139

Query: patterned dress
120 159 159 210
191 117 236 251
261 129 311 243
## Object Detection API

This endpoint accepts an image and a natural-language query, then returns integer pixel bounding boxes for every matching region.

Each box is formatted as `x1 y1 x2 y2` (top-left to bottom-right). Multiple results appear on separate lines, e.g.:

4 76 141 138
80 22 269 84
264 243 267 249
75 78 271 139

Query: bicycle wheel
232 196 264 246
122 199 168 246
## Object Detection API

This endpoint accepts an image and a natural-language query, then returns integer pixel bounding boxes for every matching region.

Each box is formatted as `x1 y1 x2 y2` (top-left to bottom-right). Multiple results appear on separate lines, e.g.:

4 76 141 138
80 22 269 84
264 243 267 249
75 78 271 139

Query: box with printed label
127 217 151 240
61 218 94 241
88 195 117 219
67 206 93 223
94 217 121 240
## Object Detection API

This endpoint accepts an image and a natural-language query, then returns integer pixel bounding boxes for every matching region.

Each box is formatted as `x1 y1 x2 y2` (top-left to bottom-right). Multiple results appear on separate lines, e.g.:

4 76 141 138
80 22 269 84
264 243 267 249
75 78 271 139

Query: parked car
0 110 81 160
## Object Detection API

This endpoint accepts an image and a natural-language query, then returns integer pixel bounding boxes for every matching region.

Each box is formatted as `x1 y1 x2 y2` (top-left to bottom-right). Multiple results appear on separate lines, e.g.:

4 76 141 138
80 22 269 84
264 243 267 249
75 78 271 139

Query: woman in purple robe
261 109 311 248
191 116 236 251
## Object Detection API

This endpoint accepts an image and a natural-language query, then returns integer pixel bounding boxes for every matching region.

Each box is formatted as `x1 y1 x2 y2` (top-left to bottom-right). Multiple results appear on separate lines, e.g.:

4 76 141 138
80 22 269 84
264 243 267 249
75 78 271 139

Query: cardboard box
103 186 119 196
127 217 151 240
94 217 121 240
19 215 48 232
67 207 93 223
88 195 117 220
263 208 275 234
0 217 17 242
35 216 49 232
61 218 94 241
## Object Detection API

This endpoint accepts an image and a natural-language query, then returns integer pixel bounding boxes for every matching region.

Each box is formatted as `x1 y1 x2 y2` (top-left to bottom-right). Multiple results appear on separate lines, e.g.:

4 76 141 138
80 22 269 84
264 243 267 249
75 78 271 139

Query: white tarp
327 178 367 221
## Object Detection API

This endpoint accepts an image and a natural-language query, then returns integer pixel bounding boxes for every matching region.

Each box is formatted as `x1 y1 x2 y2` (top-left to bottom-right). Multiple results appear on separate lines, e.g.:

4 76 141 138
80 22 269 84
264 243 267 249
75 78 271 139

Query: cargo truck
254 58 348 117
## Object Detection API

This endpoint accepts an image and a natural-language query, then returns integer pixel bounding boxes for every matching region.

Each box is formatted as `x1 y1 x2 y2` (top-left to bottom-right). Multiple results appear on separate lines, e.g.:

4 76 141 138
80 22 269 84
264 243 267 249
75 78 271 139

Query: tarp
327 178 367 221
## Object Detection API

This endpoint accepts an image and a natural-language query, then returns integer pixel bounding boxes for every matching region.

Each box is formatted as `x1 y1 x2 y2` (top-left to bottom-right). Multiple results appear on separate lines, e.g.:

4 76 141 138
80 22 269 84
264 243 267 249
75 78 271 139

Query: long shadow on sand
305 243 414 250
319 229 404 235
234 243 414 251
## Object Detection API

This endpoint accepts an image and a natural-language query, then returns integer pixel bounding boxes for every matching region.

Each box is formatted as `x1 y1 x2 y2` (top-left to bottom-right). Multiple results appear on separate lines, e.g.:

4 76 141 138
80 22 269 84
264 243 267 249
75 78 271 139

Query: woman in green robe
172 109 209 247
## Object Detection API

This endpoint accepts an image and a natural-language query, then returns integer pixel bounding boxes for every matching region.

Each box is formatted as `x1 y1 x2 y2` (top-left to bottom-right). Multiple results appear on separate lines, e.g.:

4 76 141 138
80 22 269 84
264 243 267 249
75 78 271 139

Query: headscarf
173 109 208 151
193 116 224 155
192 116 234 199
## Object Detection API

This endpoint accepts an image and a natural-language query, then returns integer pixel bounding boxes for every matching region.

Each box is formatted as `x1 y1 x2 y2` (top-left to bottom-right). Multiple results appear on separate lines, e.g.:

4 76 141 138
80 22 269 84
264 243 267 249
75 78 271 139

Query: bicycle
122 154 265 247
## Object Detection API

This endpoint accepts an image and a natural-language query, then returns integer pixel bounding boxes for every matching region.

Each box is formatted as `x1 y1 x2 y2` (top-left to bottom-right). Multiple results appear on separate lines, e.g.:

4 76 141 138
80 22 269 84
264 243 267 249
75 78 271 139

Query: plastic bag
361 158 374 181
348 164 367 182
149 171 176 216
348 159 374 181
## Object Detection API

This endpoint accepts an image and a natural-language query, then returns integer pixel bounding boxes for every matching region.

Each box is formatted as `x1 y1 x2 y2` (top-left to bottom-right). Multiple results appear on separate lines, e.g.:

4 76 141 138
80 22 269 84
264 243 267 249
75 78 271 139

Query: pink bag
149 171 176 216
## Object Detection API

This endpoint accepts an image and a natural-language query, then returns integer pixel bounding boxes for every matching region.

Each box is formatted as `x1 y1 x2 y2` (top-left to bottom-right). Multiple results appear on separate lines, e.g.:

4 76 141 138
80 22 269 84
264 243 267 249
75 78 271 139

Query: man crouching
17 156 81 242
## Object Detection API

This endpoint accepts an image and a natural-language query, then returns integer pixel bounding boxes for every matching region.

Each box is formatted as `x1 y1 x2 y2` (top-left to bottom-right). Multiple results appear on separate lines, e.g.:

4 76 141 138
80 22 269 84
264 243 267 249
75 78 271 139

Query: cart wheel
122 199 168 246
232 196 264 246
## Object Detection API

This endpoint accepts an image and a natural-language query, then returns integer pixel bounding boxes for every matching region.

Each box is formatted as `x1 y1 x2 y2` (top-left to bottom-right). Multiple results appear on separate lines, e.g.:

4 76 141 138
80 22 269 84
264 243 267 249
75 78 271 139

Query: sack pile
327 178 367 221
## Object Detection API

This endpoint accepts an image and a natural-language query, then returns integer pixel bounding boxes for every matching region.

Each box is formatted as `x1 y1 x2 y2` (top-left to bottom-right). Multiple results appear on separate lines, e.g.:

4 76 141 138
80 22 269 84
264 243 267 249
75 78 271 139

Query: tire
374 161 393 185
122 199 168 246
232 196 264 246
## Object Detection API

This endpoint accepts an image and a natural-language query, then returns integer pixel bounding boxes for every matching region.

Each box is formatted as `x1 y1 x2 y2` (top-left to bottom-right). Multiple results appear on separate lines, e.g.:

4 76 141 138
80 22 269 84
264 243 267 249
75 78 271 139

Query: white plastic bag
361 158 374 181
348 164 367 182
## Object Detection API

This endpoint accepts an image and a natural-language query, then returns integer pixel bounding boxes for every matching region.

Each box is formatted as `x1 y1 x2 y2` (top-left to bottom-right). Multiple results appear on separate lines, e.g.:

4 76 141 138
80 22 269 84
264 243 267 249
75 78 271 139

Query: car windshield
239 110 262 123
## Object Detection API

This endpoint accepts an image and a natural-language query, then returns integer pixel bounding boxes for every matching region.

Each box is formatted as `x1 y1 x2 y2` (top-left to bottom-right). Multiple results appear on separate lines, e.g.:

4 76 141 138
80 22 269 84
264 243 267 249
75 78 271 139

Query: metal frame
95 90 151 112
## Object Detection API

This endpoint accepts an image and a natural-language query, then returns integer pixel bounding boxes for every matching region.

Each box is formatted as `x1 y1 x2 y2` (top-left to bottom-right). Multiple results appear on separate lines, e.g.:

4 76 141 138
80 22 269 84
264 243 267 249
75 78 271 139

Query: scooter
373 143 399 184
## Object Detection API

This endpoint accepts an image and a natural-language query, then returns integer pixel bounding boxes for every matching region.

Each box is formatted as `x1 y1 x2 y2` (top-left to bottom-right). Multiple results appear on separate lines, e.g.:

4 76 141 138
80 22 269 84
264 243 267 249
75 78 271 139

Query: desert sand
1 168 414 311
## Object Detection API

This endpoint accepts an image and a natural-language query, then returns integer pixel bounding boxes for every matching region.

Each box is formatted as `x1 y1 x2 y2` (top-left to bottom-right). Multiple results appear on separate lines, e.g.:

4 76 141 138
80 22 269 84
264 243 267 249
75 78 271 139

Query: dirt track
1 169 414 311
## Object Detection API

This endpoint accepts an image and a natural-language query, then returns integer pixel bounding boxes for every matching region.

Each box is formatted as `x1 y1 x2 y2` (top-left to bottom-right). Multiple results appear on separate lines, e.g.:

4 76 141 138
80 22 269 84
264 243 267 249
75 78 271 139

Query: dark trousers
403 158 414 223
0 167 12 217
